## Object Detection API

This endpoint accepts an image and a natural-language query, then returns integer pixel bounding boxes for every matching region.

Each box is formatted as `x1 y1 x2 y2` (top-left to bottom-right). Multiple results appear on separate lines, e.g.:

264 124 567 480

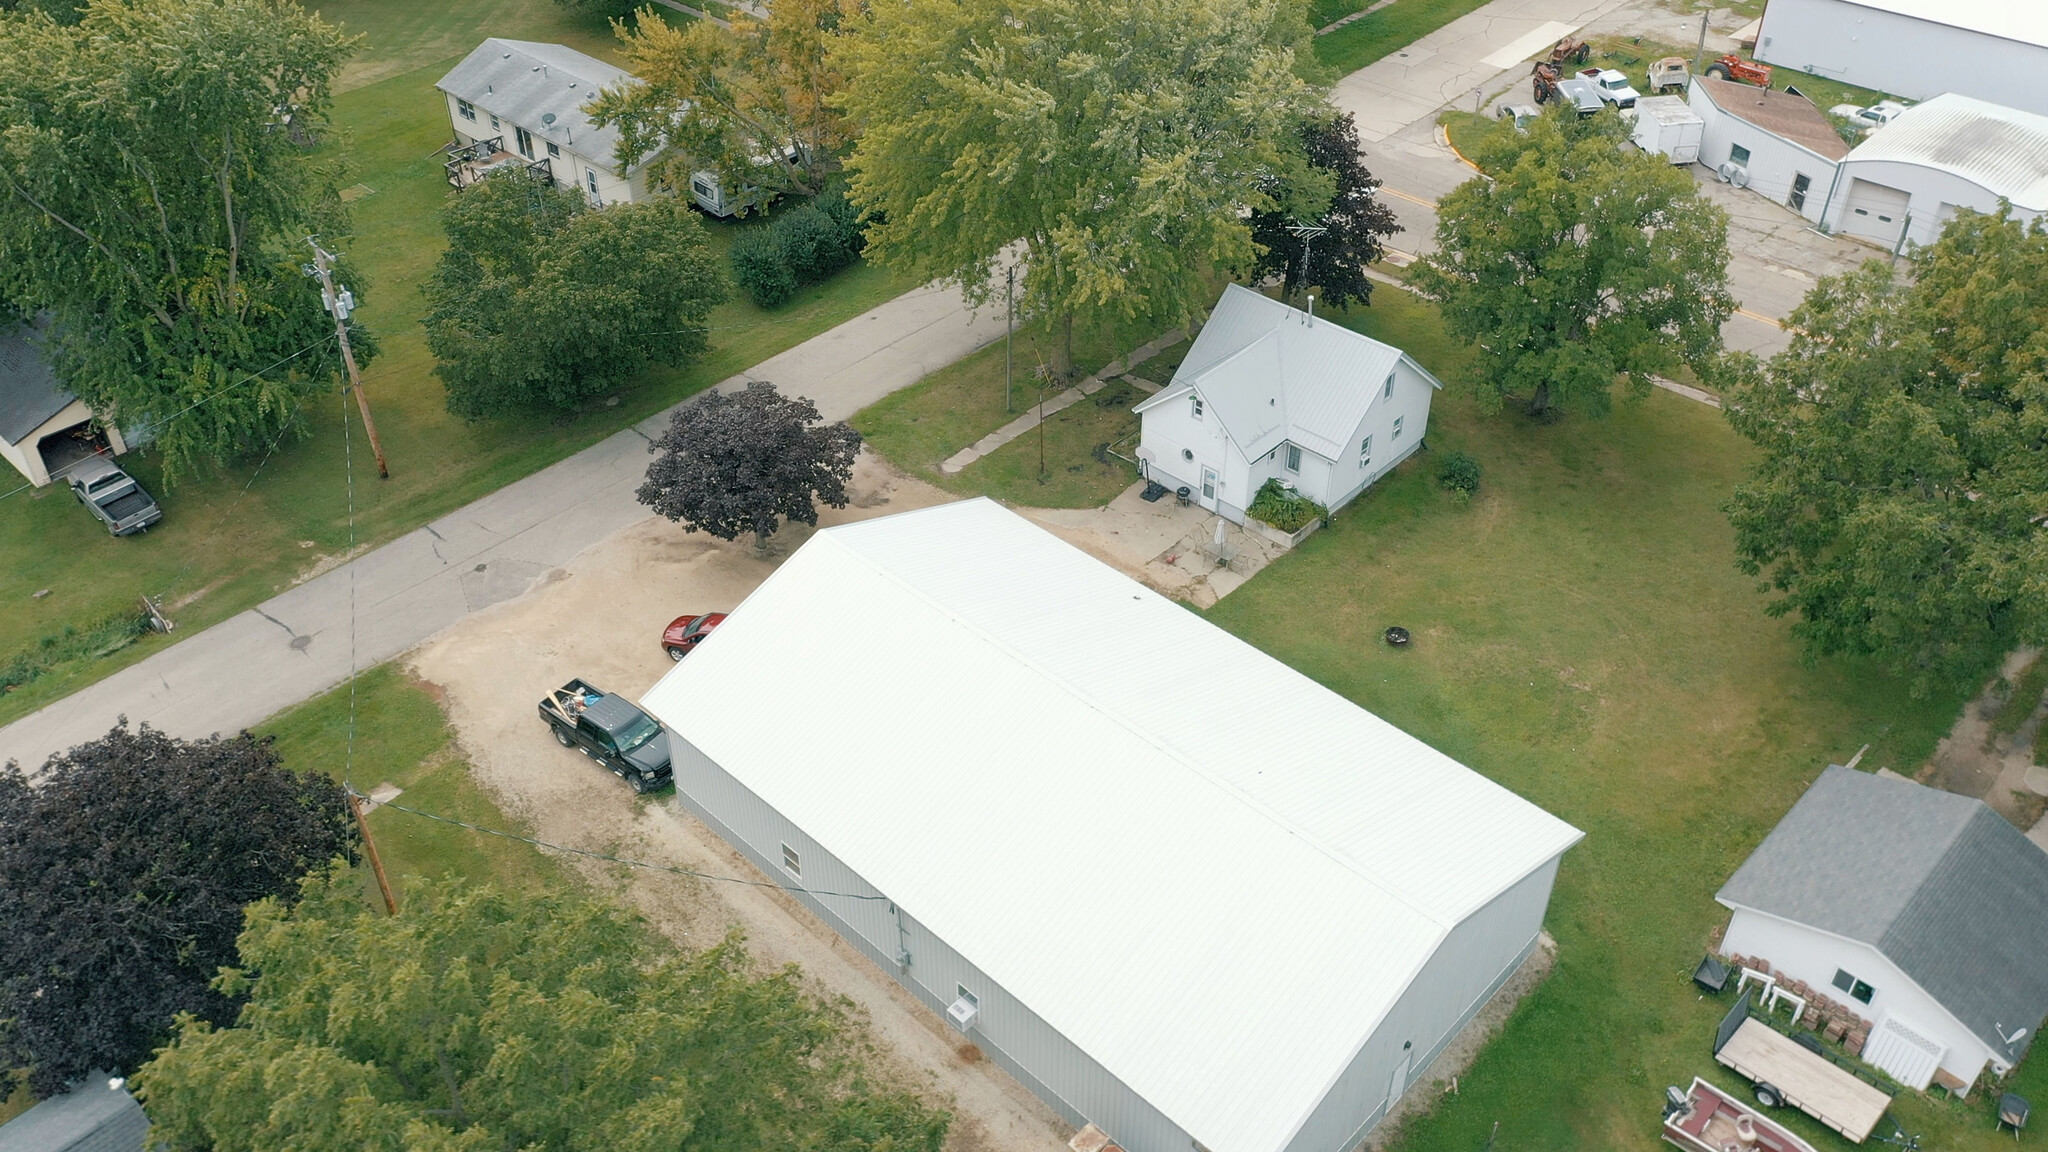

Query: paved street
0 282 1008 770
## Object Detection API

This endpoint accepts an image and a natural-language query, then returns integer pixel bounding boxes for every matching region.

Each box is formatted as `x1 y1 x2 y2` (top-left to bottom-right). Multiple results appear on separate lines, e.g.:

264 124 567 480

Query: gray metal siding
668 733 1196 1152
1280 856 1563 1152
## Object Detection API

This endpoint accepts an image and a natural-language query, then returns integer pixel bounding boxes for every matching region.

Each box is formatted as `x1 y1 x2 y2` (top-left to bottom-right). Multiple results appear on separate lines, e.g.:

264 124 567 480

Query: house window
1284 443 1302 473
1191 395 1204 420
1729 143 1751 167
489 114 500 131
1384 372 1395 399
956 984 979 1010
1392 416 1404 440
781 842 801 878
457 99 477 122
1359 435 1372 468
547 141 560 158
515 127 535 159
1831 968 1875 1004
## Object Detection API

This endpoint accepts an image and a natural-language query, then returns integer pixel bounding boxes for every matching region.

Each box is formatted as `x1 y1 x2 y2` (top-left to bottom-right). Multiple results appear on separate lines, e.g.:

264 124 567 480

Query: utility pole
1693 10 1710 71
307 240 389 479
1034 358 1051 482
347 787 399 915
1005 264 1016 413
1285 220 1329 304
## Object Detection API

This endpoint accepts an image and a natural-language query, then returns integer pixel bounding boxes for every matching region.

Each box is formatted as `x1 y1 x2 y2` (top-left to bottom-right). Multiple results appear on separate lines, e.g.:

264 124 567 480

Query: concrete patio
1022 480 1302 608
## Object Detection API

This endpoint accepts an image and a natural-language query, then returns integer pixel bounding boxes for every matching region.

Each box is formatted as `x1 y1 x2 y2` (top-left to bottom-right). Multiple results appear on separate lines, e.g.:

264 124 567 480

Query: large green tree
1410 109 1732 417
0 0 363 481
422 173 729 419
137 872 952 1152
833 0 1329 374
1724 209 2048 694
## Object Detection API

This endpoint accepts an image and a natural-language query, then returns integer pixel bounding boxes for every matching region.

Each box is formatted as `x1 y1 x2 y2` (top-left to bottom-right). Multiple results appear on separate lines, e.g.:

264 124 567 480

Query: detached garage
1687 77 1848 226
1755 0 2048 117
1820 94 2048 249
642 499 1583 1152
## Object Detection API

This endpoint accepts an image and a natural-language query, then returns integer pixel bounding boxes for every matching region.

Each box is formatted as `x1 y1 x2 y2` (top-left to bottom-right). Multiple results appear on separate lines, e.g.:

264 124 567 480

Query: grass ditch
0 609 151 703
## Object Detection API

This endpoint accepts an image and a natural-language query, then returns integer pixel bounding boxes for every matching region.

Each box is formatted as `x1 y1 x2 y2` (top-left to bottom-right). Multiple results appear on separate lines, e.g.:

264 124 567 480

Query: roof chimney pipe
1306 295 1315 325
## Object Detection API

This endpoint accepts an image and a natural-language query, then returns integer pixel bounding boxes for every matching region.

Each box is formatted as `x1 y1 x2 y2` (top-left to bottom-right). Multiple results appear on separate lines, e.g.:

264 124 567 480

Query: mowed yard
0 0 913 731
1196 288 2037 1149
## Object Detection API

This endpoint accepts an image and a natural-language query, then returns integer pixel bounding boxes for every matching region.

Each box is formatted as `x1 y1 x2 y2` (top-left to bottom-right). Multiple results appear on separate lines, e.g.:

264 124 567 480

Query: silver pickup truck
68 457 162 536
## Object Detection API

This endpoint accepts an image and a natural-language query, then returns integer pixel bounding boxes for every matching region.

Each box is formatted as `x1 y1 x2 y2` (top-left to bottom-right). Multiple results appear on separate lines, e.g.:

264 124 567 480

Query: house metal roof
642 498 1581 1152
0 1076 147 1152
1842 93 2048 211
1716 765 2048 1058
1134 283 1442 461
435 40 638 173
1823 0 2048 50
0 317 76 447
1692 77 1851 161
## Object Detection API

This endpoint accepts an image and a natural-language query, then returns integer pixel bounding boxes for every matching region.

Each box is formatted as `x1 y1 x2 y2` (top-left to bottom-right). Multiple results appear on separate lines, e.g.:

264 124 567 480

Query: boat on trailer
1663 1077 1821 1152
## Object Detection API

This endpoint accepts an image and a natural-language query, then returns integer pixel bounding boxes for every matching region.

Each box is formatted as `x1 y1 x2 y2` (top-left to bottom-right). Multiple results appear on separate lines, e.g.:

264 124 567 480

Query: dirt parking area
407 452 1072 1152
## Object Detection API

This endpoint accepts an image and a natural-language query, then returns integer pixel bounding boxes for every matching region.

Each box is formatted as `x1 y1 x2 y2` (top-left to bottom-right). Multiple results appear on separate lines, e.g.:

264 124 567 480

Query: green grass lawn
1203 284 2031 1150
1309 0 1369 31
949 378 1146 509
259 662 564 901
0 45 914 733
1313 0 1497 75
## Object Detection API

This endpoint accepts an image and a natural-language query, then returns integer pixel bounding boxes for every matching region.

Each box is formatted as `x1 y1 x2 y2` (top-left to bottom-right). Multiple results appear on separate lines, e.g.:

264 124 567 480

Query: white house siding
1137 389 1245 518
666 731 1202 1152
1820 157 2045 249
1754 0 2048 116
1688 85 1838 224
1327 361 1432 513
1721 907 1995 1088
1282 857 1562 1152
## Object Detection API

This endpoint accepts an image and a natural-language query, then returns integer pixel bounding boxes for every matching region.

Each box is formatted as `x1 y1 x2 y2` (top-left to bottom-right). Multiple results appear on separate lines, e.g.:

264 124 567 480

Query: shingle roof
1134 283 1441 461
1843 93 2048 211
1694 76 1850 161
1716 765 2048 1056
0 1075 147 1152
435 40 638 173
0 316 76 447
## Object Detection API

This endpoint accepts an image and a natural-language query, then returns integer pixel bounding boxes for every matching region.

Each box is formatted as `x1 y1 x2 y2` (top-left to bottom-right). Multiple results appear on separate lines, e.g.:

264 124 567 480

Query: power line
369 796 892 903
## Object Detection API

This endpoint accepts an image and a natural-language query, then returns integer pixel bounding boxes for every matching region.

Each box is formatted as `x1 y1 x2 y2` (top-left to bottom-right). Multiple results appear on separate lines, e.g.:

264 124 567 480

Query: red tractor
1549 36 1591 67
1532 60 1562 105
1702 53 1771 87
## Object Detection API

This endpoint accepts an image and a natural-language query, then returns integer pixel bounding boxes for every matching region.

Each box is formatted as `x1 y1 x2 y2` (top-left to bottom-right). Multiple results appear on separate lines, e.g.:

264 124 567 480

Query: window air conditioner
947 996 978 1031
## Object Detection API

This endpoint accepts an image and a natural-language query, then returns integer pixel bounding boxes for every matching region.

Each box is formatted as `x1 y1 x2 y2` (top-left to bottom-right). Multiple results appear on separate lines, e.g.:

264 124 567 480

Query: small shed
1133 284 1442 524
642 498 1583 1152
1687 77 1849 226
0 317 127 488
1755 0 2048 117
1716 765 2048 1094
1819 93 2048 248
0 1075 148 1152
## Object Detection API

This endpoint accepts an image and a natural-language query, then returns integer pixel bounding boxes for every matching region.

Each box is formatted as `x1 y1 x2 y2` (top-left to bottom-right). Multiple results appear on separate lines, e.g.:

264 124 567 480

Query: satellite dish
542 113 557 126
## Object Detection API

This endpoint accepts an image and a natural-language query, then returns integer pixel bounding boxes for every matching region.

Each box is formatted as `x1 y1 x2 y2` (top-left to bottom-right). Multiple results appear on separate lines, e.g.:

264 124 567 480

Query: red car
662 612 726 660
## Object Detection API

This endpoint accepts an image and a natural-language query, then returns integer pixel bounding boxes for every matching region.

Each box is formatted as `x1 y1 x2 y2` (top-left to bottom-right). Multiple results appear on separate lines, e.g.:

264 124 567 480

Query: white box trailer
1631 95 1704 164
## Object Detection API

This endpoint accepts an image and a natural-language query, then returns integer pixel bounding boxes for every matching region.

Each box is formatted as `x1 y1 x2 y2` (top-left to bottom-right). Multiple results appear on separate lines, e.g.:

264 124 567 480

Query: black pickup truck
537 678 672 793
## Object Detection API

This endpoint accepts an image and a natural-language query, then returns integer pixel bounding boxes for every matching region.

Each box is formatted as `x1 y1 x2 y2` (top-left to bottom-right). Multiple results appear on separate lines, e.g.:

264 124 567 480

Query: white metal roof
1135 284 1442 461
641 499 1580 1152
1827 0 2048 49
1843 93 2048 211
435 40 637 172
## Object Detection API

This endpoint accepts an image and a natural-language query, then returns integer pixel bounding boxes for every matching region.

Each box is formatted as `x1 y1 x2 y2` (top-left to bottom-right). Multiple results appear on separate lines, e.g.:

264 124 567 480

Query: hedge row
729 188 867 309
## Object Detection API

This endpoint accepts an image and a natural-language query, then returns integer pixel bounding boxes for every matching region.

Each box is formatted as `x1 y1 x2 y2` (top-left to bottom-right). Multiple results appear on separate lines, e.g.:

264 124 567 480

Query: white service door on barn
1839 179 1912 245
1862 1011 1946 1090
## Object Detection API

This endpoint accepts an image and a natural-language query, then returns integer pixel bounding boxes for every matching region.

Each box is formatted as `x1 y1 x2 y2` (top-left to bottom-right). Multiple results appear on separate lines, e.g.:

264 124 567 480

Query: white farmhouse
1716 765 2048 1094
1133 284 1441 523
1819 94 2048 248
642 498 1582 1152
435 40 650 206
1755 0 2048 117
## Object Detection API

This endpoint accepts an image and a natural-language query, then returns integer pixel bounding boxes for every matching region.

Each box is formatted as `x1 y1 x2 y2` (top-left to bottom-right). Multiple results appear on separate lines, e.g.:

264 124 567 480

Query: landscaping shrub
1437 449 1481 494
1247 479 1326 533
728 185 868 309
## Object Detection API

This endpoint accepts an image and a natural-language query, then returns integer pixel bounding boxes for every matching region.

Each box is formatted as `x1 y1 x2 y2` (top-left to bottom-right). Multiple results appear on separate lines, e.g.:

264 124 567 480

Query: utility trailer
1712 997 1892 1144
1631 96 1705 164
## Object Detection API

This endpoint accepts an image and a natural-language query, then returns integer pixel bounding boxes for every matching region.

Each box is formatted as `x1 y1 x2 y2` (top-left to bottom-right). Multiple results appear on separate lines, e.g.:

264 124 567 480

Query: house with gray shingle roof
0 316 129 488
1716 764 2048 1094
434 40 652 207
0 1074 147 1152
1132 284 1441 525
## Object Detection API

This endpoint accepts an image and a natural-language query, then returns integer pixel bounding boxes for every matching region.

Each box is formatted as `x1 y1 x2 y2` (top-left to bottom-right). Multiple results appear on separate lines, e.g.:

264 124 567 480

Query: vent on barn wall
1717 162 1751 188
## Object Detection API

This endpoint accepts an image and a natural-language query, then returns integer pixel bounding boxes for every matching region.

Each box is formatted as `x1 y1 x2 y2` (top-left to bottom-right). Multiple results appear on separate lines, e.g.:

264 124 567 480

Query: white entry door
1200 467 1218 510
1863 1012 1946 1090
1839 178 1911 245
1387 1048 1412 1107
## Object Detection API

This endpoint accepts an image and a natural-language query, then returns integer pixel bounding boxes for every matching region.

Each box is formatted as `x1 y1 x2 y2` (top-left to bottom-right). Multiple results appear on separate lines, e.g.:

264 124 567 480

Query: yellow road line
1382 186 1439 209
1735 307 1785 329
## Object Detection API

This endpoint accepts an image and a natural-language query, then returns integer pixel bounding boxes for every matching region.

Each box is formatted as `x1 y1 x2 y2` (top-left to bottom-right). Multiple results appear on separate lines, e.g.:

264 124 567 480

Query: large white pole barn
1755 0 2048 117
641 499 1582 1152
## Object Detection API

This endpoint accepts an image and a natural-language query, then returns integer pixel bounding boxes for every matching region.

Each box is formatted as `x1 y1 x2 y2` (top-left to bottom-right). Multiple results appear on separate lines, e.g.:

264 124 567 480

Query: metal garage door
1863 1011 1945 1090
1839 178 1911 245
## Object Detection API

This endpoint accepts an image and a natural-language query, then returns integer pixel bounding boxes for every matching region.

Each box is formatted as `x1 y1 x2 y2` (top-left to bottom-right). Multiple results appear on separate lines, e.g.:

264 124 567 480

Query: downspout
1813 160 1847 235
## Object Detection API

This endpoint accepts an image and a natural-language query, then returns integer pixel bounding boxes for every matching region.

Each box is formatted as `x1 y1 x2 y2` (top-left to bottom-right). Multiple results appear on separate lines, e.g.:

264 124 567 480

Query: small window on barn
1392 416 1404 440
457 99 477 122
1359 435 1372 468
781 843 801 878
956 984 979 1009
1284 443 1302 473
1191 395 1204 420
1729 143 1751 167
1384 372 1395 399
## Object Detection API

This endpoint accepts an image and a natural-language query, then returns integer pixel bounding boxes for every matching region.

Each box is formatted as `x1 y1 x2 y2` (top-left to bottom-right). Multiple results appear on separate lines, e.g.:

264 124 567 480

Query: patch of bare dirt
1919 649 2048 829
406 452 1071 1152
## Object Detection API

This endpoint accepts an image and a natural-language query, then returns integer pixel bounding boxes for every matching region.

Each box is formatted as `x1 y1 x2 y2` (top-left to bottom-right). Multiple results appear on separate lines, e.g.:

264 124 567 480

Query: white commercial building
1755 0 2048 117
1819 94 2048 248
642 499 1583 1152
1688 77 1849 226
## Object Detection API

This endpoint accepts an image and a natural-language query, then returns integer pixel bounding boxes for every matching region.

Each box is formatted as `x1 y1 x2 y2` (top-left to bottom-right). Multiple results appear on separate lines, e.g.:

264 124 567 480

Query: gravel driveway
407 453 1071 1152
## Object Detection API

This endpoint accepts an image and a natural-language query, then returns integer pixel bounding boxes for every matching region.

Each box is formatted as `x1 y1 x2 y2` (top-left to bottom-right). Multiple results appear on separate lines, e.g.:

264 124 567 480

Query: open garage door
1839 178 1911 245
